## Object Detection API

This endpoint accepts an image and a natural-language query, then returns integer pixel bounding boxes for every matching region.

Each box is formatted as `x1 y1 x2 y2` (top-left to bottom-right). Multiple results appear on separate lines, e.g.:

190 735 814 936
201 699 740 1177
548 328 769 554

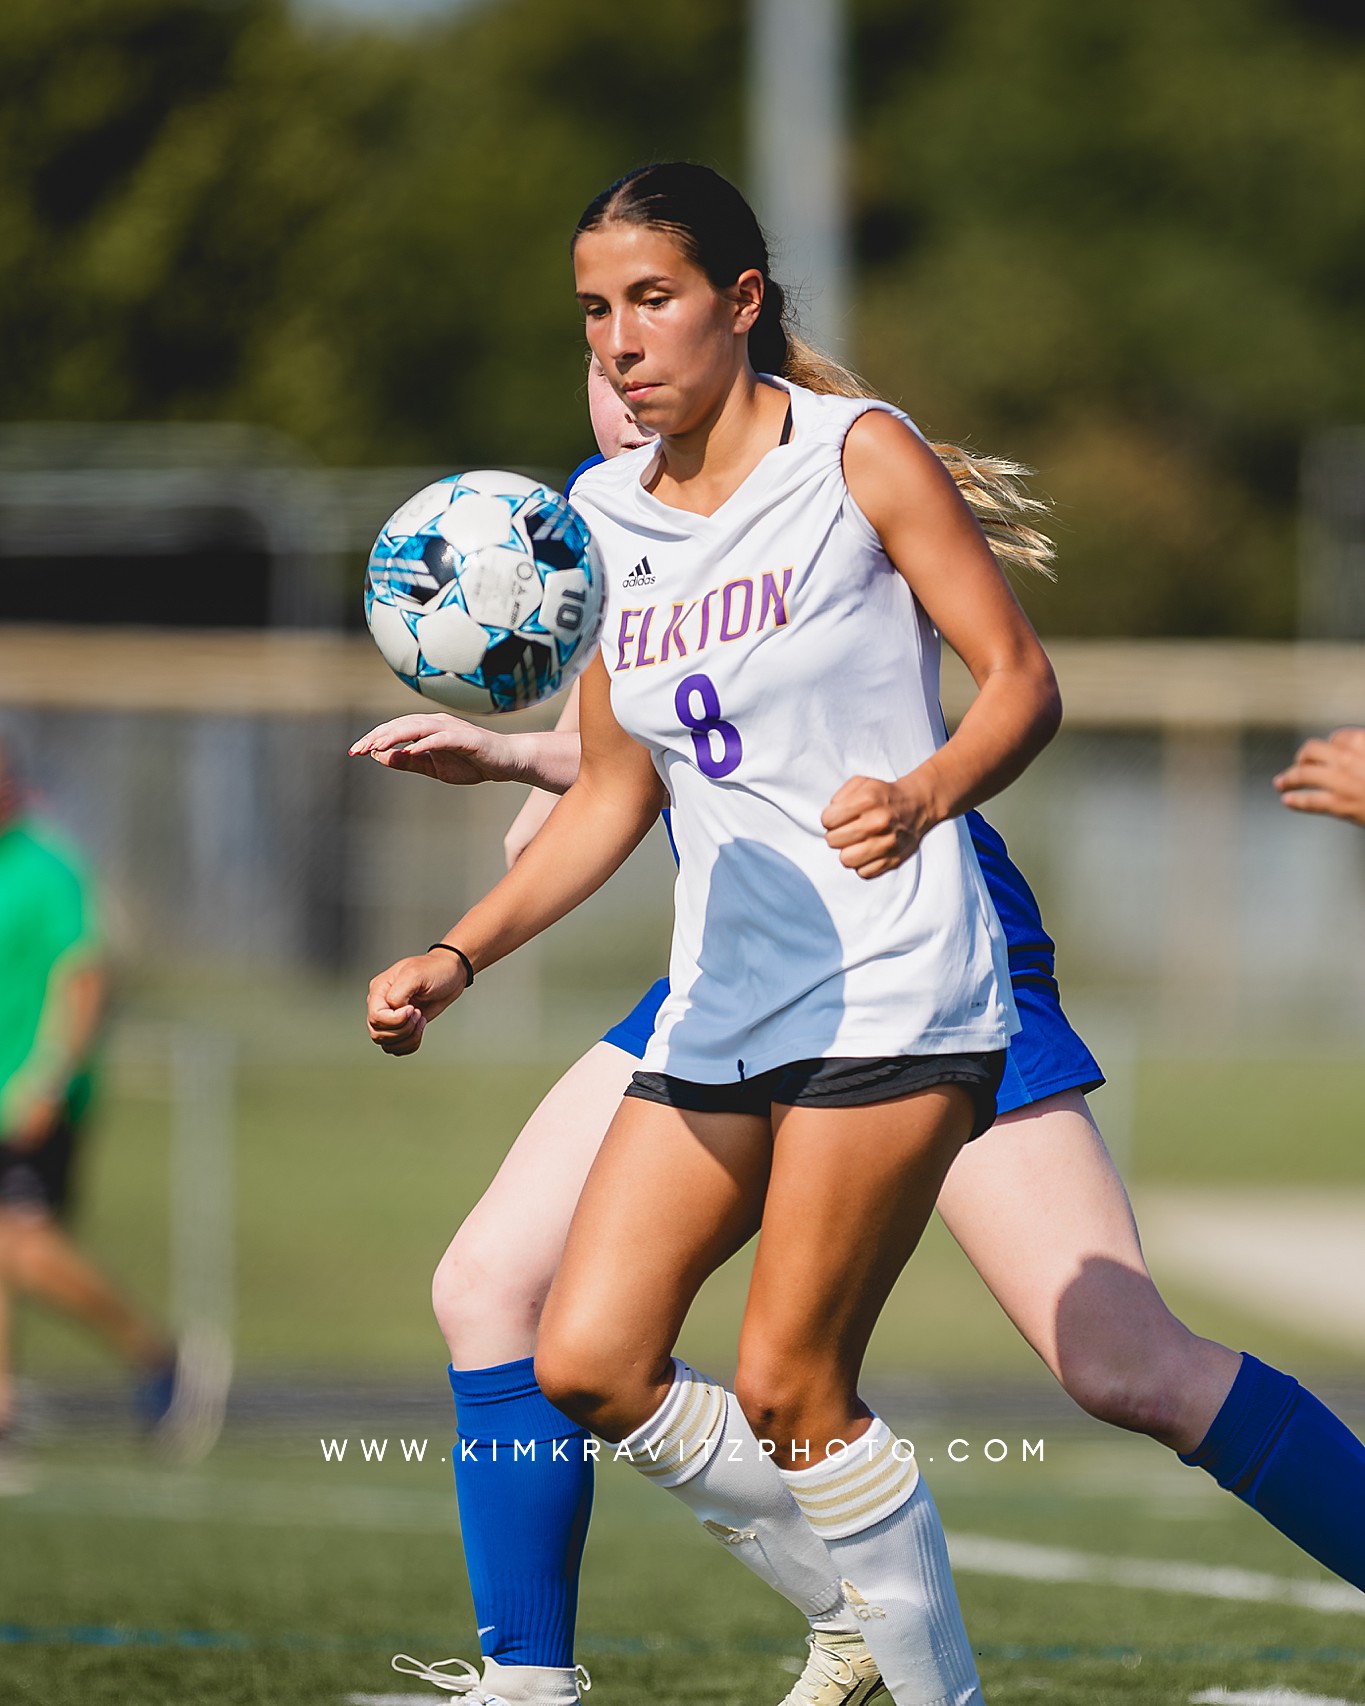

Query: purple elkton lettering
758 567 794 630
660 601 692 662
697 589 718 652
719 579 754 643
614 609 641 672
635 607 658 668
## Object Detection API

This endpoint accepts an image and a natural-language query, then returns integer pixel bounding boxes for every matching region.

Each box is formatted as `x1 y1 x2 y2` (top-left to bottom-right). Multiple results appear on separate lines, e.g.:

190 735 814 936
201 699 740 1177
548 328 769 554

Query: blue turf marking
4 1624 1365 1664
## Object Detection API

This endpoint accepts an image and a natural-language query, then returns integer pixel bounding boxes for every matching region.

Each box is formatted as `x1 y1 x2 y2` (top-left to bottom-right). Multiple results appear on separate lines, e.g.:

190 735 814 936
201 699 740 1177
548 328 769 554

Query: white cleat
389 1654 590 1705
778 1628 889 1706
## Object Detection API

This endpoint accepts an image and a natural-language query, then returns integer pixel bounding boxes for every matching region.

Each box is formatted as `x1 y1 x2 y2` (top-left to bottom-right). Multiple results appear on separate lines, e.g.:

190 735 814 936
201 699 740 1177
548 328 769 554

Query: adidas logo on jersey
623 557 656 588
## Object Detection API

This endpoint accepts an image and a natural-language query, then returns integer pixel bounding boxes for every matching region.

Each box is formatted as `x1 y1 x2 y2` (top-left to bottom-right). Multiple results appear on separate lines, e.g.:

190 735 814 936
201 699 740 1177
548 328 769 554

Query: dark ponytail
748 274 789 375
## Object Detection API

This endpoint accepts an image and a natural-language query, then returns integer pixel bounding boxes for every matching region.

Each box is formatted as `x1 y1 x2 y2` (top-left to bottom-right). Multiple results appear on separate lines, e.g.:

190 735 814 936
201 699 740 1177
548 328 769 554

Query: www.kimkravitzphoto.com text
318 1434 1048 1467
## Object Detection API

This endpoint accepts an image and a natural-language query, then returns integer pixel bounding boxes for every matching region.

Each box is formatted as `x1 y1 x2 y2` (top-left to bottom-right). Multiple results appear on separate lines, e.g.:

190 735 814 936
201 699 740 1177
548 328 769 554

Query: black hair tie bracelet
427 943 475 987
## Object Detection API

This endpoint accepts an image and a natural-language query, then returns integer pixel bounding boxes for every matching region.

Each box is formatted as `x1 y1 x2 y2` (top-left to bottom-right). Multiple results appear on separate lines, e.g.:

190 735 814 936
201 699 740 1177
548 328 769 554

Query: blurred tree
851 0 1365 634
0 0 741 468
0 0 1361 635
0 0 361 429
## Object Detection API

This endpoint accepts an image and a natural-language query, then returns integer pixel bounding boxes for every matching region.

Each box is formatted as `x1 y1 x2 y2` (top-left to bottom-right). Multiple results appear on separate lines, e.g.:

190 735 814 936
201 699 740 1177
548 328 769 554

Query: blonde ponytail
780 335 1056 580
925 442 1057 580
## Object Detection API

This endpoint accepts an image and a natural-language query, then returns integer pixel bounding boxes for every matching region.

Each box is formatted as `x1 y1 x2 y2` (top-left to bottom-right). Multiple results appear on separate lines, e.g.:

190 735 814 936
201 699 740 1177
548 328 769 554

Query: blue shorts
601 810 1102 1120
967 812 1103 1114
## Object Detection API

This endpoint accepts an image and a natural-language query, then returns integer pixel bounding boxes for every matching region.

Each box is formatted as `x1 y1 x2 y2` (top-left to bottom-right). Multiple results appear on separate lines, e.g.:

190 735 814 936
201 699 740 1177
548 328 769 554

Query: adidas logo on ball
623 557 656 588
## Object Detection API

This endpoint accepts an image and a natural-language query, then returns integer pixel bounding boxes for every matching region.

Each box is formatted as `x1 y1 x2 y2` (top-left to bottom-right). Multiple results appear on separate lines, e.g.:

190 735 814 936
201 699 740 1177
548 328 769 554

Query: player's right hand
366 952 469 1055
349 714 518 786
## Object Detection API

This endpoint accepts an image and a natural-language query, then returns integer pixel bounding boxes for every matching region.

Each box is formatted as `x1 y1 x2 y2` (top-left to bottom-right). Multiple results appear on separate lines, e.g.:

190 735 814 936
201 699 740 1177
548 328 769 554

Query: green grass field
5 988 1364 1704
5 1422 1365 1706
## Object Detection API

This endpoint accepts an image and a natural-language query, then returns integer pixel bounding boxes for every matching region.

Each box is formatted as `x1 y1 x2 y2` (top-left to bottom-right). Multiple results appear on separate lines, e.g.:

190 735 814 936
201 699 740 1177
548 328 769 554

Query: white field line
1191 1690 1362 1705
949 1534 1365 1617
22 1470 1365 1623
344 1696 437 1705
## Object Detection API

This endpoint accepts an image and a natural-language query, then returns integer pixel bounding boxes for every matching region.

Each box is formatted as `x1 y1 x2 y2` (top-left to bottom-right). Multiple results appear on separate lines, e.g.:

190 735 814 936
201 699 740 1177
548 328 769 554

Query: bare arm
502 679 586 866
1274 727 1365 827
823 412 1061 879
366 655 663 1054
4 958 107 1149
350 709 582 794
349 683 589 866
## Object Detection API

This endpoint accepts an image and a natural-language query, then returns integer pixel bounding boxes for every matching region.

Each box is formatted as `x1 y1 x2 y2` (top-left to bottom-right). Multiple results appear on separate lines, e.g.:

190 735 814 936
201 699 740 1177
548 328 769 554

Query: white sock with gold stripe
618 1359 856 1632
780 1416 982 1706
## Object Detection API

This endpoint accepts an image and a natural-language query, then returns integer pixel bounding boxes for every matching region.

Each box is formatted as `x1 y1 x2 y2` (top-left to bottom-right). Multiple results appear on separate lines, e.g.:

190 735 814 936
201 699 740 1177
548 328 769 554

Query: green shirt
0 816 102 1127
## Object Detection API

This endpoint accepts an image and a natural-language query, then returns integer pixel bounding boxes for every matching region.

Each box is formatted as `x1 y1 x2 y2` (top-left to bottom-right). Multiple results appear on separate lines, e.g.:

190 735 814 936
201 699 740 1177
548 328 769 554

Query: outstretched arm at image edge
1274 727 1365 827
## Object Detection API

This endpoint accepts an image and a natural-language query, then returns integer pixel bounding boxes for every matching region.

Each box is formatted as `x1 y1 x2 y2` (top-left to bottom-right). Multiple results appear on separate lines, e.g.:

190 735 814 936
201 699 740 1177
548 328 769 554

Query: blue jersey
963 812 1101 1115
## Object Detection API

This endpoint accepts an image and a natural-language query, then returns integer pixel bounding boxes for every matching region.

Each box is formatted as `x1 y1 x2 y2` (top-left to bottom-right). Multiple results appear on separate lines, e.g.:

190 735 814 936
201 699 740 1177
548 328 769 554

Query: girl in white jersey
368 162 1061 1706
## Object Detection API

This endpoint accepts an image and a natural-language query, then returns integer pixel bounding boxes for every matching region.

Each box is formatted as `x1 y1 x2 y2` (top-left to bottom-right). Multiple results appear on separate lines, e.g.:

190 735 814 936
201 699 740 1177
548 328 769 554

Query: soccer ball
364 470 606 713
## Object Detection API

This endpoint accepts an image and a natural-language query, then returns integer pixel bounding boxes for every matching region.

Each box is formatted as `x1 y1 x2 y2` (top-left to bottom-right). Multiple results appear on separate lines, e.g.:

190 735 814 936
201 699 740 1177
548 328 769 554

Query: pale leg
432 1041 637 1365
935 1090 1239 1453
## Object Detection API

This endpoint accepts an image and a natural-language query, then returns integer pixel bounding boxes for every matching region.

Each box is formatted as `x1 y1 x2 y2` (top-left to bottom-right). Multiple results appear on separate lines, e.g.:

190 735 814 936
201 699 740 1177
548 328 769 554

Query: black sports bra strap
779 398 794 446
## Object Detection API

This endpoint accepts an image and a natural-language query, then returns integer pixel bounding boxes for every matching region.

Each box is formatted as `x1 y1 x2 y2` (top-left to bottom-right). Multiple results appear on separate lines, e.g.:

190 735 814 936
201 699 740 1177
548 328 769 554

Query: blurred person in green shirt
0 733 176 1452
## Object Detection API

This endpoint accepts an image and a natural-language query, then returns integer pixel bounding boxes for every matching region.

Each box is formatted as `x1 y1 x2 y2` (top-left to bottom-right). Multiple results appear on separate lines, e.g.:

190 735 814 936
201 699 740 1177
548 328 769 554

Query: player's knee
532 1336 610 1431
430 1231 544 1355
1060 1356 1184 1439
429 1237 481 1338
732 1358 810 1449
535 1325 661 1439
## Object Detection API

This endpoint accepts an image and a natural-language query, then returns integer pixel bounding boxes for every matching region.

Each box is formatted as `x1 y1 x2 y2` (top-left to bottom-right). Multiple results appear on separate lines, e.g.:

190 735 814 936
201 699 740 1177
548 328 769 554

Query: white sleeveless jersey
569 377 1017 1082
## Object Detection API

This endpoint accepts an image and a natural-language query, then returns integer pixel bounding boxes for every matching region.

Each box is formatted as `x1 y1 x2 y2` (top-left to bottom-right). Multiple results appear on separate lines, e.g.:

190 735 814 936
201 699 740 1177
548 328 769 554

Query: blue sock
447 1358 594 1669
1179 1352 1365 1590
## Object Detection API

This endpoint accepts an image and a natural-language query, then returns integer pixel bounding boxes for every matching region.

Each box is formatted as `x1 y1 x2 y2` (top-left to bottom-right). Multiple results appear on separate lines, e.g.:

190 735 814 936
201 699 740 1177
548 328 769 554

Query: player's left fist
1274 726 1365 828
822 775 933 879
366 950 469 1055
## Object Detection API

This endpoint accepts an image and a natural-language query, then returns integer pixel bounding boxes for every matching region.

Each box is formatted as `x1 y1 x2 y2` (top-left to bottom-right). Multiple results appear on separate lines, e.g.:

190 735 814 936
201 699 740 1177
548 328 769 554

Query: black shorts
625 1051 1007 1141
0 1114 80 1219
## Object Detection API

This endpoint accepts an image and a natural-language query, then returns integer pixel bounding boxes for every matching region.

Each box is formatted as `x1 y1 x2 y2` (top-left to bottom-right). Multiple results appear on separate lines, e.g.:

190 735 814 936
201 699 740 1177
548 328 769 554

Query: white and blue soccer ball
364 470 606 714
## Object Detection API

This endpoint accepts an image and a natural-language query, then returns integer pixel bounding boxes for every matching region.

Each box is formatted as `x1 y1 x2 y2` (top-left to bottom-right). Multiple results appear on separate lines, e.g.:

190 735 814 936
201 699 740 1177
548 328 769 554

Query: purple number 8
675 673 742 780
